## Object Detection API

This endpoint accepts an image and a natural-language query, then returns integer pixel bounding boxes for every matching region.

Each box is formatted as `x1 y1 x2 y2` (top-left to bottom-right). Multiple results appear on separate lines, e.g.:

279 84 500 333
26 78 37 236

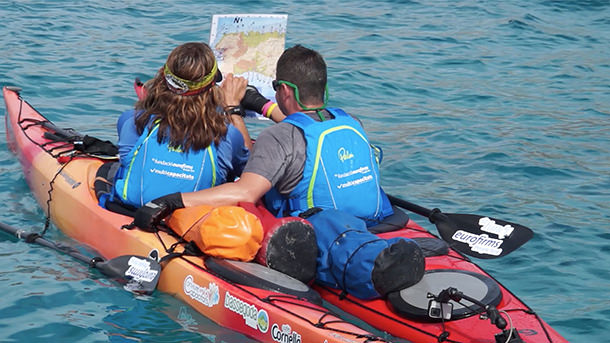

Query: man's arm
181 172 272 207
134 172 272 229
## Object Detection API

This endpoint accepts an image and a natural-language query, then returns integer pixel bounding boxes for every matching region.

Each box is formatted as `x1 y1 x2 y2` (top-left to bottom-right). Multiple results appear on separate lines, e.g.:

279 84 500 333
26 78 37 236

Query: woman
102 42 251 209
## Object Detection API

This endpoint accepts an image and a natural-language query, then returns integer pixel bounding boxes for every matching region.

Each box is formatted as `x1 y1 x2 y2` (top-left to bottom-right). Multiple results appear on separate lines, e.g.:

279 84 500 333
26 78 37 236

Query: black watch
226 105 245 117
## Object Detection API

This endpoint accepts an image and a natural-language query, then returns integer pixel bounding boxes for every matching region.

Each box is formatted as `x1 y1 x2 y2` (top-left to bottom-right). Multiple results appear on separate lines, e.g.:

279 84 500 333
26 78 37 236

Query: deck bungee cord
1 90 161 294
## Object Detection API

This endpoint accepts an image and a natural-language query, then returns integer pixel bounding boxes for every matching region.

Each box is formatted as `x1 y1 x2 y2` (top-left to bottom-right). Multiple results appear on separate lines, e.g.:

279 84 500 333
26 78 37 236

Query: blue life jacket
265 108 393 225
113 123 218 207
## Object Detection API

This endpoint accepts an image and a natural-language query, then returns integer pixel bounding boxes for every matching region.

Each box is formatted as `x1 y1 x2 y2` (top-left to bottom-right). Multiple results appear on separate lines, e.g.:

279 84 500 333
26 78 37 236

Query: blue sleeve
117 109 140 164
215 125 250 182
117 109 135 136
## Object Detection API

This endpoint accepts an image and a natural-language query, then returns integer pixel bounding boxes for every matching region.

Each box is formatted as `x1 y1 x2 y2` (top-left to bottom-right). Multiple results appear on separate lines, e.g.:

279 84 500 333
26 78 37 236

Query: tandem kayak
3 85 568 343
2 86 385 343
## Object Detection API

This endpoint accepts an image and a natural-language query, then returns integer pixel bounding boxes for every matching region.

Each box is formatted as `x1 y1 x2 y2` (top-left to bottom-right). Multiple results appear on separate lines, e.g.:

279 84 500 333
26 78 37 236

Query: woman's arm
221 73 252 149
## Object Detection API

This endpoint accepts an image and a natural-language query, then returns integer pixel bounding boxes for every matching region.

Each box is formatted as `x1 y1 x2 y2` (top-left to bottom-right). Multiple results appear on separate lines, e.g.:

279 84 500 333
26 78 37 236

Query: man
135 45 423 299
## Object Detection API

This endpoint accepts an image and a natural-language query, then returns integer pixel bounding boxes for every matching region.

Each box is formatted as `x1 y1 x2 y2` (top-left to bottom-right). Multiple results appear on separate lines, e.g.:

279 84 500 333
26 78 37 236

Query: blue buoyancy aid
268 108 393 224
113 123 218 207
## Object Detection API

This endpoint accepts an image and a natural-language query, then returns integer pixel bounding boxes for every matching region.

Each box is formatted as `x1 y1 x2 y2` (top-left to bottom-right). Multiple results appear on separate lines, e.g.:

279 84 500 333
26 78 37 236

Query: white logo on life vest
334 166 370 179
478 217 514 239
149 168 195 180
271 324 301 343
336 175 373 189
183 275 219 308
125 257 158 282
337 147 354 162
151 158 194 172
451 230 503 256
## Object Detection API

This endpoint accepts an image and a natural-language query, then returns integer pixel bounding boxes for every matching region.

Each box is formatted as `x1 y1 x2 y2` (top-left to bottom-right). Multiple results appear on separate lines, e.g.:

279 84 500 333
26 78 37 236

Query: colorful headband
163 61 218 96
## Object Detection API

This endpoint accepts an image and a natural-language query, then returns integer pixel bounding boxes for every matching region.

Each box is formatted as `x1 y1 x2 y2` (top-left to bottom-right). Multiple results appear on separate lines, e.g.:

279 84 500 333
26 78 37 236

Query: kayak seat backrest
94 162 137 217
411 237 449 257
204 256 322 304
368 206 410 234
104 199 137 217
369 206 449 257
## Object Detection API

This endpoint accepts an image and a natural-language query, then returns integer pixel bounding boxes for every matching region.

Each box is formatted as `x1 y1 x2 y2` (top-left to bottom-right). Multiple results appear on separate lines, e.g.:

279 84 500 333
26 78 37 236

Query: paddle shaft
39 121 82 140
0 221 99 268
387 194 434 219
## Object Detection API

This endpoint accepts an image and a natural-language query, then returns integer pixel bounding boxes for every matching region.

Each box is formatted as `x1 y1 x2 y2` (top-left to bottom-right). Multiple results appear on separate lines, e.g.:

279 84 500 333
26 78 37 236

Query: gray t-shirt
243 110 361 195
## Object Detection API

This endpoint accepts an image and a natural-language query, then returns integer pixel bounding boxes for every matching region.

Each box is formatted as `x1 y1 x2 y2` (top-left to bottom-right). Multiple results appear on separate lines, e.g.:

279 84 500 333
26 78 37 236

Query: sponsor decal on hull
183 275 220 308
59 170 81 189
271 323 301 343
224 291 269 332
257 309 269 333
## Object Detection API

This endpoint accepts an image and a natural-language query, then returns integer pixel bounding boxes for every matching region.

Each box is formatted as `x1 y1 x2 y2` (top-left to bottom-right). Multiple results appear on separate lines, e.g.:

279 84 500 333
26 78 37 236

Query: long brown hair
135 42 228 152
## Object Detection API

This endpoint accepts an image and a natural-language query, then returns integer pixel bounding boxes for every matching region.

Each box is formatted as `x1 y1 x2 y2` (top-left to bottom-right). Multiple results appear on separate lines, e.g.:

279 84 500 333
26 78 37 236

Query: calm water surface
1 1 609 342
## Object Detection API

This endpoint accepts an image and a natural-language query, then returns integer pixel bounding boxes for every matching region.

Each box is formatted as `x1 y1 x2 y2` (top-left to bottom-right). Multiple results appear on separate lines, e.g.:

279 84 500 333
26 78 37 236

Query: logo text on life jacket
150 158 195 180
337 147 354 162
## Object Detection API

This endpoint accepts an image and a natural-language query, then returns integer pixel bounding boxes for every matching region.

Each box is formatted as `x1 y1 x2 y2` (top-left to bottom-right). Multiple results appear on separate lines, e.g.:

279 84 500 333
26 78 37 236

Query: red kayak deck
316 222 568 342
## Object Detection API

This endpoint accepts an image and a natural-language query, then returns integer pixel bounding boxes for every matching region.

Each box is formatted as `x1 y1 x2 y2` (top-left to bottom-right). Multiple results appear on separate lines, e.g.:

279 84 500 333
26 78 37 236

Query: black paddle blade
94 255 162 295
431 211 533 259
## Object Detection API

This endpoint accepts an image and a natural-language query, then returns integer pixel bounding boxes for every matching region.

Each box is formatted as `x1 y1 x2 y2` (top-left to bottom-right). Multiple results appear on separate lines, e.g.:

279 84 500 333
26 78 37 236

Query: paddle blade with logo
431 211 534 259
94 255 162 295
387 195 534 259
0 221 162 295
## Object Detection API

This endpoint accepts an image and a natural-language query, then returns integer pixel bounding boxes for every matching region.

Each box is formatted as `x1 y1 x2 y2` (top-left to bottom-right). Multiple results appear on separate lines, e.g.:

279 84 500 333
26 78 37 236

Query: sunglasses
272 80 330 112
272 79 290 91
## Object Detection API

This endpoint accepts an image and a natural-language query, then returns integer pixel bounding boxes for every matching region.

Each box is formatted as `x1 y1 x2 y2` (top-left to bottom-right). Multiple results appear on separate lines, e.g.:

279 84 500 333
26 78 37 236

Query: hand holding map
209 14 288 119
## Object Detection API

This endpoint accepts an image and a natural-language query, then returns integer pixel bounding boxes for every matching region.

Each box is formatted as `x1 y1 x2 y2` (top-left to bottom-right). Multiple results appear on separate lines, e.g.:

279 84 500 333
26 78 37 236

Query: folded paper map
209 14 288 118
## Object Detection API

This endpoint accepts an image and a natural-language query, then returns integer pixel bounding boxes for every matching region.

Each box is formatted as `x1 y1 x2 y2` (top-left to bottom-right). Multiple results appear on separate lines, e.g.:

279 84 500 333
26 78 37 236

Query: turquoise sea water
0 1 608 342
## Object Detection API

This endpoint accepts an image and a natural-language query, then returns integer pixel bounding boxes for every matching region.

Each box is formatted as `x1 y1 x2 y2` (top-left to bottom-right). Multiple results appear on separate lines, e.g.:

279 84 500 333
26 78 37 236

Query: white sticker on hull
271 323 301 343
224 291 258 329
222 292 270 333
183 275 220 308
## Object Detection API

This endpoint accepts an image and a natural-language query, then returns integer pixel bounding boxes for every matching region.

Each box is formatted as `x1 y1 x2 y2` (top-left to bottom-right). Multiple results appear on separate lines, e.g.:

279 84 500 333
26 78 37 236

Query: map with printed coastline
209 14 287 112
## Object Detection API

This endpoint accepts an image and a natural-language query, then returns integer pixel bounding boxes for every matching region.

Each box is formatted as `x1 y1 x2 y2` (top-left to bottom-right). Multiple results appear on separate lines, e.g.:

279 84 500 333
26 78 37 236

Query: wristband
261 101 273 116
263 102 277 118
225 105 245 117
